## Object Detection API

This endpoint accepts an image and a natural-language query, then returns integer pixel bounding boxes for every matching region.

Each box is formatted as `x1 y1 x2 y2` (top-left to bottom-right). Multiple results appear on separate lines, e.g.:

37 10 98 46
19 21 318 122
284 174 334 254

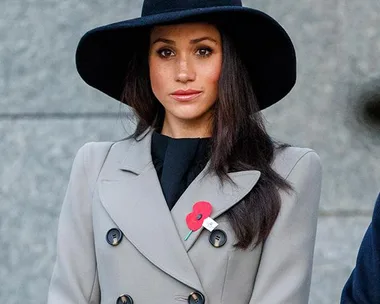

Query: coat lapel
98 129 205 293
98 128 261 293
171 164 261 251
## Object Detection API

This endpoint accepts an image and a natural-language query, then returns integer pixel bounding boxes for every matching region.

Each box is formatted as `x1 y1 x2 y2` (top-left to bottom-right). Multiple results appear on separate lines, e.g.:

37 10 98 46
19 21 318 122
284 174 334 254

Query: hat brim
76 6 296 110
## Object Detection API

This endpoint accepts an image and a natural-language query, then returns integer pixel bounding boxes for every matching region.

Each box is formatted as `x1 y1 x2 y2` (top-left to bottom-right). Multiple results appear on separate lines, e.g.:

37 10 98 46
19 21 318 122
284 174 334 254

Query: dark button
116 294 133 304
209 229 227 248
188 291 205 304
106 228 123 246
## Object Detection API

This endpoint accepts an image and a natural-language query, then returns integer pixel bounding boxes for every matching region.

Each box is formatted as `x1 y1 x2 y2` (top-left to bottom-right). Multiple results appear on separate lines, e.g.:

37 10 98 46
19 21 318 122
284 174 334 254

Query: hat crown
142 0 242 16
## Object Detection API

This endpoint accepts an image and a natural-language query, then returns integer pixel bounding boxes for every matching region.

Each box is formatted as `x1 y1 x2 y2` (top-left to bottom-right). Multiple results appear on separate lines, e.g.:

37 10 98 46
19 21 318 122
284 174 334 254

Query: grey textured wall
1 0 379 303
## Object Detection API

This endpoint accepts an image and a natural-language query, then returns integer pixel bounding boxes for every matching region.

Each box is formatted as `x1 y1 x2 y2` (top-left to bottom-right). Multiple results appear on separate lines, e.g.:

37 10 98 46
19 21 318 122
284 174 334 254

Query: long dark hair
122 23 292 250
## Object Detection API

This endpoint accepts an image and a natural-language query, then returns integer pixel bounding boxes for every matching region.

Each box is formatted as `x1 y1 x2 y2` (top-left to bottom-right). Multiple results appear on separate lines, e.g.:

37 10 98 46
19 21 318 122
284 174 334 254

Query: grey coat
47 129 322 304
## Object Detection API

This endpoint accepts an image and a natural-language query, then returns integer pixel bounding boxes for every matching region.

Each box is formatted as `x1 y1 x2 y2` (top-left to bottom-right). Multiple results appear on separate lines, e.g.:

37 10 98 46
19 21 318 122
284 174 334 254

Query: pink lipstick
170 89 203 102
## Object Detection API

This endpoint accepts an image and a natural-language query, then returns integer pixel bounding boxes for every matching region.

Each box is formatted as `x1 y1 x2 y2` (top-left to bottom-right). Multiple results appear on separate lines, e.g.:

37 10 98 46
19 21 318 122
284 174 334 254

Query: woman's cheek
150 62 169 98
150 63 170 87
201 59 222 84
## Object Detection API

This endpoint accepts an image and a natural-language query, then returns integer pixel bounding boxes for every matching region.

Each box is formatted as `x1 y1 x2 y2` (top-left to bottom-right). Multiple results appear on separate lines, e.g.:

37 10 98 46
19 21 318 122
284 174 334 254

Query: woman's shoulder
272 146 322 181
81 134 134 154
74 138 135 176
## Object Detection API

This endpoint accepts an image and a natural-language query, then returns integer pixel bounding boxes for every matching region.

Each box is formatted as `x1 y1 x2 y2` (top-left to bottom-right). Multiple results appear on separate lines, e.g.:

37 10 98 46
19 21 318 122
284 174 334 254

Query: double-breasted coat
47 129 322 304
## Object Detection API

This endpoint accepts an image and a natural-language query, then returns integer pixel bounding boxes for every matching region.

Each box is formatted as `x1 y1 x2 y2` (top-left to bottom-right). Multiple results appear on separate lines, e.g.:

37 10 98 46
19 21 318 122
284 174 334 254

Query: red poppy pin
184 201 212 241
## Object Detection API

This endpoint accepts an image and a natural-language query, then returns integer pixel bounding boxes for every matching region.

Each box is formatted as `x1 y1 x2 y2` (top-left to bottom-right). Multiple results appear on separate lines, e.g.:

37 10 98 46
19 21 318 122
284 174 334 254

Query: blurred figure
341 193 380 303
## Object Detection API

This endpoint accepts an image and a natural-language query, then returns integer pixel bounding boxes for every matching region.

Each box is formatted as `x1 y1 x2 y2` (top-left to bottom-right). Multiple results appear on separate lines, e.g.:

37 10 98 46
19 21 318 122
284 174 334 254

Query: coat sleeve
249 151 322 304
340 193 380 304
47 143 110 304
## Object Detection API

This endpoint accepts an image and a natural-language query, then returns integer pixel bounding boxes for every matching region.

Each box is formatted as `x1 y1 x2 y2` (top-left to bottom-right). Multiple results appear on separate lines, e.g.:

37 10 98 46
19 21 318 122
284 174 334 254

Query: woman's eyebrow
152 38 175 45
190 36 218 44
152 36 218 45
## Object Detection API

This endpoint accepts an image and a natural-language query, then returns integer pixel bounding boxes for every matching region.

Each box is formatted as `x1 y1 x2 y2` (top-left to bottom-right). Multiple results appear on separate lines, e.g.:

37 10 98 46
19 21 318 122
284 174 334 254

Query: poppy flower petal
185 201 213 231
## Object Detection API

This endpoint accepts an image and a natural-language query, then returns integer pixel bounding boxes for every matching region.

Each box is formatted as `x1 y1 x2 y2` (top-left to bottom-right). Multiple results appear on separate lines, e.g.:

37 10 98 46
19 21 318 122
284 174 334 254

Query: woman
48 0 322 303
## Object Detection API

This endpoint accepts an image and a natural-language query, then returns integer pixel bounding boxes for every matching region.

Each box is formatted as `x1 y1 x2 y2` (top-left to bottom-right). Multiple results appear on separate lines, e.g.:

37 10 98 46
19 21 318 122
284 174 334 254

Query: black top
151 131 211 210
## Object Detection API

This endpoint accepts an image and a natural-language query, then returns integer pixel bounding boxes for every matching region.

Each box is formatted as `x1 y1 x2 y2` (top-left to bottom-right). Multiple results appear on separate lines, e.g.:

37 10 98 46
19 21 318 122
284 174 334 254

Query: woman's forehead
150 22 220 41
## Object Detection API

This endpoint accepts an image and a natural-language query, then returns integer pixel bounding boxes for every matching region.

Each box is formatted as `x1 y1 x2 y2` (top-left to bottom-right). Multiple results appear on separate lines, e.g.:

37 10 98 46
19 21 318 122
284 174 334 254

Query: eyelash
156 47 213 58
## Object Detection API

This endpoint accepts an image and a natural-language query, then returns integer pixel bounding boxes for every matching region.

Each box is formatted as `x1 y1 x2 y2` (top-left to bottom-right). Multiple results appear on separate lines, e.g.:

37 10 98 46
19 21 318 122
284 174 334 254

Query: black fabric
151 131 211 210
142 0 242 16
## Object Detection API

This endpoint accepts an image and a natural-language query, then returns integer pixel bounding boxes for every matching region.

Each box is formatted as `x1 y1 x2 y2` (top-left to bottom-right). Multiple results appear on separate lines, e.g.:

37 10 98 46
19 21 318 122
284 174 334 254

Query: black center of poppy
196 214 203 220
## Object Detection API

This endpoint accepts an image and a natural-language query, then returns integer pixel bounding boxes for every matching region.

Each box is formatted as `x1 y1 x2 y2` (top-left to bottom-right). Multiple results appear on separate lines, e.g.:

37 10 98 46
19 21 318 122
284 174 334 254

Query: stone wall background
1 0 379 303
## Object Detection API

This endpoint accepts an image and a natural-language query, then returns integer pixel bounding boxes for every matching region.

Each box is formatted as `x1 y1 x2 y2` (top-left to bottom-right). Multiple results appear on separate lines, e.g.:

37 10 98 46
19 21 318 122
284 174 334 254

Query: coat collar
98 128 261 295
119 127 153 174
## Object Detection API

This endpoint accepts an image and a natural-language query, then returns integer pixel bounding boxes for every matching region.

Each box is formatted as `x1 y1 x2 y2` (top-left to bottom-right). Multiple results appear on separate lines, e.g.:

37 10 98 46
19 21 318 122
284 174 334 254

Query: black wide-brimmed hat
76 0 296 110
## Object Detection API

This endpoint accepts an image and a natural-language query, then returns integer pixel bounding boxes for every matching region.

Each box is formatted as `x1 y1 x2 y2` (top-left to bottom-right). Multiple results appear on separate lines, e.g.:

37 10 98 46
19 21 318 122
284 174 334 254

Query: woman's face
149 22 222 130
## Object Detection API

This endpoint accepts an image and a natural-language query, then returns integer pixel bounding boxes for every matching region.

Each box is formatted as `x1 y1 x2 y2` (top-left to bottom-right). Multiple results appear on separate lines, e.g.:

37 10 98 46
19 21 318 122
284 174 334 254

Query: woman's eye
157 49 174 58
196 48 212 57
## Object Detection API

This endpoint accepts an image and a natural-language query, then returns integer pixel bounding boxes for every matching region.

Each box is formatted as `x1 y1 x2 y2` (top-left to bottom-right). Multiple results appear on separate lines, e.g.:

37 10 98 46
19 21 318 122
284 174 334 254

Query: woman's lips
170 90 203 102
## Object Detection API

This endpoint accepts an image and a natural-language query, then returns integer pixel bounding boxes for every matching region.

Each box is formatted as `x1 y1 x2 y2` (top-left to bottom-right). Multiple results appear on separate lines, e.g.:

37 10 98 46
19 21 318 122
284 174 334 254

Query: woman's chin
170 111 210 123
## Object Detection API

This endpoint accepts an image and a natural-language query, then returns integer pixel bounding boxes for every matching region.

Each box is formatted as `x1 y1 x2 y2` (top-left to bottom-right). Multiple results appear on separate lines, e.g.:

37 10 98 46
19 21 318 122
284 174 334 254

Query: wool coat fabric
341 193 380 304
47 129 322 304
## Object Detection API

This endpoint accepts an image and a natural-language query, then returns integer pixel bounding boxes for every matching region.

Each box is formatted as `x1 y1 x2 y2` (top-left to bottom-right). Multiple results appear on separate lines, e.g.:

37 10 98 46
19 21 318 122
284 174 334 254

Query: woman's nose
175 56 195 83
